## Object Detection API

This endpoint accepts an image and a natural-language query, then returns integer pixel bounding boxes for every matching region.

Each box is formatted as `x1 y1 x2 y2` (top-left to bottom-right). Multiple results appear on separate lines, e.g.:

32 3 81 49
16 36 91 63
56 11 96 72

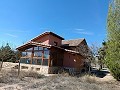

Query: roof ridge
62 38 85 41
30 31 64 41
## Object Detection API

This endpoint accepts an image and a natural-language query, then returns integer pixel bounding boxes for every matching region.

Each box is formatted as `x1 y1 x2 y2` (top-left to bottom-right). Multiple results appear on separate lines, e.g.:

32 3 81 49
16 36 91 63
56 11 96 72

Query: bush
108 64 120 81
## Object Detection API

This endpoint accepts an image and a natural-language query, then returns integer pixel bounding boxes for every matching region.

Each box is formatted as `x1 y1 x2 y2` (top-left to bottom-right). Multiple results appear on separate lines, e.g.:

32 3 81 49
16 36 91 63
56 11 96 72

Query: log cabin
16 31 90 74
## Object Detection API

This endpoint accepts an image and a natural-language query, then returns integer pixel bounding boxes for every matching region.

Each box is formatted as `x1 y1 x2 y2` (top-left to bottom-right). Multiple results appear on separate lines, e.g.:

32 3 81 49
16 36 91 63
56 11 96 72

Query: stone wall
2 62 49 74
19 63 49 74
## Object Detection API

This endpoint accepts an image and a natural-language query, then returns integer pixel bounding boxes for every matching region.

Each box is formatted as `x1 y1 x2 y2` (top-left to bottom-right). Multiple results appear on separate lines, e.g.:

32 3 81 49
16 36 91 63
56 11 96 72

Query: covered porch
17 42 64 74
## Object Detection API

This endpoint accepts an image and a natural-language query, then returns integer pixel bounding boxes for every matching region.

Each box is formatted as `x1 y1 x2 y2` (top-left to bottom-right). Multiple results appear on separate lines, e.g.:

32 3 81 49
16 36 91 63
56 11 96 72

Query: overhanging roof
31 31 64 41
16 41 80 54
16 41 51 51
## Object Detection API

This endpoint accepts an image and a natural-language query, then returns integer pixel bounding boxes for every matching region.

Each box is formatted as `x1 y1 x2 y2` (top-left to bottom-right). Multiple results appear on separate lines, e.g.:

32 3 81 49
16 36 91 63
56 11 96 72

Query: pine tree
0 43 16 62
105 0 120 80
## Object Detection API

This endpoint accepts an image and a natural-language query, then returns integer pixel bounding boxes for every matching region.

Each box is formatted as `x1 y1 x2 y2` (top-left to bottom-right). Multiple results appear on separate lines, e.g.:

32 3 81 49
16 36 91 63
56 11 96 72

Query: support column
48 55 51 67
41 47 44 65
31 47 34 64
18 51 22 76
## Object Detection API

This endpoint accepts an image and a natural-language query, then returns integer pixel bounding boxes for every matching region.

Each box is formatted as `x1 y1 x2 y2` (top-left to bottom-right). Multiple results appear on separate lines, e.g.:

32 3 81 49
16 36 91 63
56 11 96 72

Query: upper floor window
54 41 58 46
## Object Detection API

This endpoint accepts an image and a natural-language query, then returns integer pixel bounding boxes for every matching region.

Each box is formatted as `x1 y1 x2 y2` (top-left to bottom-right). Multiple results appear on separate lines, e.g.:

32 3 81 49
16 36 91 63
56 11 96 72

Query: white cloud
75 31 94 35
5 33 18 38
74 28 94 35
75 28 84 31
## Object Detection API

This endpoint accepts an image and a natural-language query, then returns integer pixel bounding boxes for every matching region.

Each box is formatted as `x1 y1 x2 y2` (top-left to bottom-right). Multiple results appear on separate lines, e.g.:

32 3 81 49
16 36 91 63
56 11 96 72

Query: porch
18 42 64 74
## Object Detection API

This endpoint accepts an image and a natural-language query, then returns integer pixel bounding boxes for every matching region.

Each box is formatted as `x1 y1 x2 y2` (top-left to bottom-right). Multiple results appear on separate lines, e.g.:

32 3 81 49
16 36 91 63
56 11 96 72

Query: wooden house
17 32 89 74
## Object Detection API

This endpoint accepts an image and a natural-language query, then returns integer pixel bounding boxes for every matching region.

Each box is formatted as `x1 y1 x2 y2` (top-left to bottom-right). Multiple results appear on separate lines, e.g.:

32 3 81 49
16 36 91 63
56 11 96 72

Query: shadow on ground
91 68 110 78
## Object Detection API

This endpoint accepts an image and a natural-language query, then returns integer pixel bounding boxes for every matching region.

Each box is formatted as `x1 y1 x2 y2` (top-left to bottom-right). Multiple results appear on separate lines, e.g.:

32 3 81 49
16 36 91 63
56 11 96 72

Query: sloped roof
31 31 64 41
62 38 85 46
16 41 51 51
16 41 80 54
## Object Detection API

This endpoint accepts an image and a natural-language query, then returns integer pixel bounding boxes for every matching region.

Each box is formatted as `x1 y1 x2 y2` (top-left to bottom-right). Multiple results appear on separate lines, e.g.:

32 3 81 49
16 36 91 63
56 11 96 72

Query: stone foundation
17 63 49 74
2 62 85 75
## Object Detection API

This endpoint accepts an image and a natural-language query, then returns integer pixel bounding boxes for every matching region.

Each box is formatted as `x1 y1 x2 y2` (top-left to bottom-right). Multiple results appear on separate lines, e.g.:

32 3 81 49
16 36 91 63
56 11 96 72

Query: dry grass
0 69 44 84
19 70 44 79
0 69 120 90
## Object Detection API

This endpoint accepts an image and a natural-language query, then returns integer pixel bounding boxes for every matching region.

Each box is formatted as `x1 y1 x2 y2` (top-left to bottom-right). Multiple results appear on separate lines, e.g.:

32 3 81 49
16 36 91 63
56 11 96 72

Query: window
44 50 49 59
54 41 58 46
32 59 36 64
42 59 48 66
22 52 27 57
34 52 38 57
38 47 43 50
37 59 42 65
34 47 39 50
20 58 30 64
27 52 31 57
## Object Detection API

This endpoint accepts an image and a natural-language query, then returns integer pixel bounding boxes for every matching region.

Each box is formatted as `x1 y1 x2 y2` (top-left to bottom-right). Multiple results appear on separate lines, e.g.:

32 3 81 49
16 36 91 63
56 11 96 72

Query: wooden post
48 55 51 67
0 58 3 71
31 47 34 64
18 51 22 76
41 47 44 65
18 60 20 76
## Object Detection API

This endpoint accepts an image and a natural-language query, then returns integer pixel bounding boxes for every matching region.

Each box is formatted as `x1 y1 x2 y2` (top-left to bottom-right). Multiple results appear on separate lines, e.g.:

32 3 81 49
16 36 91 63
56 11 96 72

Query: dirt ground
0 62 120 90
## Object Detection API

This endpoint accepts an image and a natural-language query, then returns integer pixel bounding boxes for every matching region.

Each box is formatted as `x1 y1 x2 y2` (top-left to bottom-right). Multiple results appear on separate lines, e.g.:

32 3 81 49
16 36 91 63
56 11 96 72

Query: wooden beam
41 47 44 65
18 51 22 76
31 47 34 64
48 55 51 67
25 50 48 52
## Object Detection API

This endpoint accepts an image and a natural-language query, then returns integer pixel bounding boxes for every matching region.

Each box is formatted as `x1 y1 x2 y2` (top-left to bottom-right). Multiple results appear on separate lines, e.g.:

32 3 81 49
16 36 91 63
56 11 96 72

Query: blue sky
0 0 109 48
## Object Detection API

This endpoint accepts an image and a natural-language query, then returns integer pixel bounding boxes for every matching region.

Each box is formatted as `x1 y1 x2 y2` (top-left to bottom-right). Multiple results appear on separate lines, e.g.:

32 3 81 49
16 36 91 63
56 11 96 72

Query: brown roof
31 31 64 41
62 38 85 46
16 41 51 51
17 41 80 54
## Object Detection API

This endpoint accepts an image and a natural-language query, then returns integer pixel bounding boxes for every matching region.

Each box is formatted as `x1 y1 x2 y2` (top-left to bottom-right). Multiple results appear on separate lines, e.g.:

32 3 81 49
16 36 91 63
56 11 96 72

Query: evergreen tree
105 0 120 80
0 43 16 62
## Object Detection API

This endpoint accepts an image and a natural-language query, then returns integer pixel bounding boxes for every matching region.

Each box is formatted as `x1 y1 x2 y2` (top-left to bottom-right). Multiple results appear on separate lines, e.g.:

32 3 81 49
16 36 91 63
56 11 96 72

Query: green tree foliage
0 43 16 62
105 0 120 80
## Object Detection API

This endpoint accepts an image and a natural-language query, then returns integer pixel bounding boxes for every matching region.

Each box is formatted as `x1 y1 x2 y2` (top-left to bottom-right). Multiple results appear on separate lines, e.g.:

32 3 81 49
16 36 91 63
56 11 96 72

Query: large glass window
43 48 49 66
44 51 49 59
37 52 42 57
22 52 27 57
34 51 42 57
42 59 48 66
37 59 42 65
39 47 43 50
22 52 31 57
20 46 49 66
32 59 36 64
34 52 38 57
20 58 30 64
34 47 39 50
27 52 31 57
